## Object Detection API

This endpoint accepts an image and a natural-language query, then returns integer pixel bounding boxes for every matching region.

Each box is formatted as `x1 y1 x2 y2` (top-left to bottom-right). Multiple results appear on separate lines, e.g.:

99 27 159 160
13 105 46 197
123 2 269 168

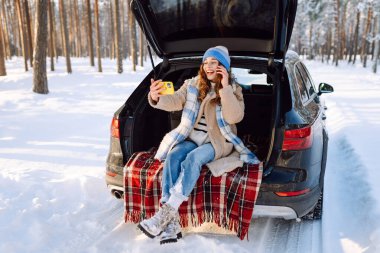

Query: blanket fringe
124 209 249 240
177 210 249 240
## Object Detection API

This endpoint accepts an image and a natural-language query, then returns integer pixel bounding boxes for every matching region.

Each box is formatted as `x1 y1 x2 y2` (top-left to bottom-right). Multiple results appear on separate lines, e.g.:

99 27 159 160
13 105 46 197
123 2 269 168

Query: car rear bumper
255 185 321 218
252 205 297 219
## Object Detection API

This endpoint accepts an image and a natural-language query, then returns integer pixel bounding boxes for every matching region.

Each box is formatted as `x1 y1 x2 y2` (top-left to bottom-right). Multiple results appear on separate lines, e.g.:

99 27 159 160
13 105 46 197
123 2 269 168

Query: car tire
301 190 323 220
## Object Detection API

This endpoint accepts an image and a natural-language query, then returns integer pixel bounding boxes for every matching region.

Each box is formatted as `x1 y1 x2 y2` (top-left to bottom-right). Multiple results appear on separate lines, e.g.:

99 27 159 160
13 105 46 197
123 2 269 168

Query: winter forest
0 0 379 94
291 0 380 71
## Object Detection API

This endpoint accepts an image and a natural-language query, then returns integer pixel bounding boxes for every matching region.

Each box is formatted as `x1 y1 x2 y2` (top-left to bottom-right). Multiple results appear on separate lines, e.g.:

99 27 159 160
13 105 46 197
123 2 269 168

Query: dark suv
106 0 334 220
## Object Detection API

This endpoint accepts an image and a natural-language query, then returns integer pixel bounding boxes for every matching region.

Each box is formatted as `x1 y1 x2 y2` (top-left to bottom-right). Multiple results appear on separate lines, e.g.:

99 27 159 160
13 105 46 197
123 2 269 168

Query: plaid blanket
123 151 263 240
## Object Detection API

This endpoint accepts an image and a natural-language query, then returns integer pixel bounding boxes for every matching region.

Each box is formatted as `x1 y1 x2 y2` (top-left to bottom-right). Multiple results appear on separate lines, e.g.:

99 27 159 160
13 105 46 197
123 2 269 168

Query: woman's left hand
216 65 229 88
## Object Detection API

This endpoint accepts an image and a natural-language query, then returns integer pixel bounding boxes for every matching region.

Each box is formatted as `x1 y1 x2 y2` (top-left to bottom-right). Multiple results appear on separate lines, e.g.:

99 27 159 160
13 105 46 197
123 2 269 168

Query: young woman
138 46 261 244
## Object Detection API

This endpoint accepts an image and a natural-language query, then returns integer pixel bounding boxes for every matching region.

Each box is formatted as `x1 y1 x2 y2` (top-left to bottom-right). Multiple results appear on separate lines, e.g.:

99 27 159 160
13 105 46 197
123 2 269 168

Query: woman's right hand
150 79 165 102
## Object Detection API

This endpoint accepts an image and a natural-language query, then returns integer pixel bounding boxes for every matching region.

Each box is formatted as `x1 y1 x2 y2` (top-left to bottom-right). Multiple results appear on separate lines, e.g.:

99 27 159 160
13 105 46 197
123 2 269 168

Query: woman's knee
183 151 200 166
184 144 214 165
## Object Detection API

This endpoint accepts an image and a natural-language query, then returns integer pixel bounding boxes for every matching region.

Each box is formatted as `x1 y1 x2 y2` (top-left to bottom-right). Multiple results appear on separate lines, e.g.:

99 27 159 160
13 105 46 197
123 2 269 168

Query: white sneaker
137 204 177 238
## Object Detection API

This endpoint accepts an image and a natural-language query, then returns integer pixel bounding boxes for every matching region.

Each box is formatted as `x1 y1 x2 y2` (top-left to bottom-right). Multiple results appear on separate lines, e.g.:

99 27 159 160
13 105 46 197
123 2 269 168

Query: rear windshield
233 68 269 86
232 68 272 94
146 0 276 41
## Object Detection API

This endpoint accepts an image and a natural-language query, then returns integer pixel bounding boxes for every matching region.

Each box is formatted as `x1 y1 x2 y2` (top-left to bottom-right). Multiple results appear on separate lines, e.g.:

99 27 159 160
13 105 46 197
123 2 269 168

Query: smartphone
159 81 174 95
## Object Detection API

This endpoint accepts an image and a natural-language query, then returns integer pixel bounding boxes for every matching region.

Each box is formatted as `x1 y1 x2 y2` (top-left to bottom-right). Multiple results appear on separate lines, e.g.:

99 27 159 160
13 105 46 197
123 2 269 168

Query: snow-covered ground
0 57 379 253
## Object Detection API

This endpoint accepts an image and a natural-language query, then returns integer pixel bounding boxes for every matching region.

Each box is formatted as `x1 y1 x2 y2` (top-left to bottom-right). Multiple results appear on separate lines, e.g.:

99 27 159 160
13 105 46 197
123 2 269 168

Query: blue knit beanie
202 46 230 70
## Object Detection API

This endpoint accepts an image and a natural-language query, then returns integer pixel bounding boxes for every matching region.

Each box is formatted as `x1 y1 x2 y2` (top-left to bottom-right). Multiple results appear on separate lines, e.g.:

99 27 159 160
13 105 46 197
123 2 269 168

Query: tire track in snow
322 135 380 253
247 218 321 253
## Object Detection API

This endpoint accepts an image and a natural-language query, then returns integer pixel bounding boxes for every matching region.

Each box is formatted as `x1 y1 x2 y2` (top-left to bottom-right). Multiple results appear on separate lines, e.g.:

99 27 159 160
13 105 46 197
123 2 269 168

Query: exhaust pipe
111 190 124 199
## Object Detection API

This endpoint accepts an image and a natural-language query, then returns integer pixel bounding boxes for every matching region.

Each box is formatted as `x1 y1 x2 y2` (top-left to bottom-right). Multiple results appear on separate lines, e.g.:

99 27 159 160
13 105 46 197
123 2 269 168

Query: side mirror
318 83 334 96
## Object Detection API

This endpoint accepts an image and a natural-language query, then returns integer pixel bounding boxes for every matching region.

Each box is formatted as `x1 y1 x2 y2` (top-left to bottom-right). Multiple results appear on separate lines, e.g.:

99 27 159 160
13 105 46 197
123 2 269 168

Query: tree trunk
33 0 48 94
113 0 123 73
0 9 6 59
15 0 28 71
48 0 54 71
94 0 102 72
14 5 21 56
109 1 114 59
334 0 340 66
348 14 354 63
86 0 94 66
120 0 125 59
341 2 347 59
321 44 325 63
139 27 144 66
68 0 74 56
23 0 33 67
129 7 137 71
27 0 34 42
0 22 6 75
124 1 130 59
59 0 64 57
372 13 380 73
12 1 20 56
59 0 72 73
361 6 372 68
371 16 376 61
51 1 58 60
80 0 85 57
1 0 11 59
309 22 314 60
327 27 332 63
353 10 360 64
73 0 82 57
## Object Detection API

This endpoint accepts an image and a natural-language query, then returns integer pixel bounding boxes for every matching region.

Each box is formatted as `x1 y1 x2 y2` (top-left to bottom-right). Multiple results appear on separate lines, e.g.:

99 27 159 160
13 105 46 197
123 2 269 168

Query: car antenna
147 44 157 80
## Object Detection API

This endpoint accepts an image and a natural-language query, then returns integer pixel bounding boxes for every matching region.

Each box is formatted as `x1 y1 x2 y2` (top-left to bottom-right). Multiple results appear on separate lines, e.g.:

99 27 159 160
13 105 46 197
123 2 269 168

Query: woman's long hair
197 63 232 105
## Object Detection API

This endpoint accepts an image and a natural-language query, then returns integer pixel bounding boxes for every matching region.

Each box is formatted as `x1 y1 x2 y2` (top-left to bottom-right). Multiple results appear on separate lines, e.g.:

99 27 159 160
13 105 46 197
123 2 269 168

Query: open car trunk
120 59 282 165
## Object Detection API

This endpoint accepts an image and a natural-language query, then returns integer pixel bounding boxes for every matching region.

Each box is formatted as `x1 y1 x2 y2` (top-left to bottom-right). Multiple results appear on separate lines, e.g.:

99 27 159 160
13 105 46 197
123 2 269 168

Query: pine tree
86 0 94 66
0 21 6 76
113 0 122 73
361 5 373 68
352 7 361 64
1 0 11 59
59 0 72 73
95 0 102 72
372 1 380 73
33 0 48 94
129 6 137 71
47 0 55 71
15 0 28 71
23 0 33 67
73 0 82 57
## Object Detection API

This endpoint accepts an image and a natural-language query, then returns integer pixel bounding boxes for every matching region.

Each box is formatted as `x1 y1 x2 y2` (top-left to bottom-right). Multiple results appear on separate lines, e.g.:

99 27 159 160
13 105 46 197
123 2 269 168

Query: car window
232 68 269 85
297 63 316 96
294 66 309 103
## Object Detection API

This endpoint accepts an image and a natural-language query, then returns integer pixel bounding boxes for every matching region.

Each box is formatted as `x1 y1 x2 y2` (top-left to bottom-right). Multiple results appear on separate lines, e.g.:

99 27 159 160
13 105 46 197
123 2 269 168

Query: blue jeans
161 140 215 203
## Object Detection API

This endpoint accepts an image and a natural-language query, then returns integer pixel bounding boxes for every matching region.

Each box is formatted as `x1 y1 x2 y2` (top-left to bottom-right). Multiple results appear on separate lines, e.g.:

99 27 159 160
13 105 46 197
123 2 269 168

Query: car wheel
302 190 323 220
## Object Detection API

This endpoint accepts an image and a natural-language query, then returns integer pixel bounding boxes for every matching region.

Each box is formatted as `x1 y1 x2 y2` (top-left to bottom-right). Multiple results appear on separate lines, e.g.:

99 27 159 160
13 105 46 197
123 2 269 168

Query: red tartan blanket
123 151 263 240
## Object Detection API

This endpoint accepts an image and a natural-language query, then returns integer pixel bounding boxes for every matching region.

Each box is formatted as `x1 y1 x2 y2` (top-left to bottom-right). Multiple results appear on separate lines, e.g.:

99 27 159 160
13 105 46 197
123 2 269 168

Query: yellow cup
159 81 174 95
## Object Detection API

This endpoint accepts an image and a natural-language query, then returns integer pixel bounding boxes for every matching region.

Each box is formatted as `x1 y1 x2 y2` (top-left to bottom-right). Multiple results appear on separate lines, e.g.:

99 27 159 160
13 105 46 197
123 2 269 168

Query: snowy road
0 58 379 253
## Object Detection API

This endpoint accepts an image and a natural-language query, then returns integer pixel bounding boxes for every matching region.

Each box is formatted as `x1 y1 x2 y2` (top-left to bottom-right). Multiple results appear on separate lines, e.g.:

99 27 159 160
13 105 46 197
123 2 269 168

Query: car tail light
282 125 312 151
275 188 310 197
111 117 120 138
106 171 117 177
